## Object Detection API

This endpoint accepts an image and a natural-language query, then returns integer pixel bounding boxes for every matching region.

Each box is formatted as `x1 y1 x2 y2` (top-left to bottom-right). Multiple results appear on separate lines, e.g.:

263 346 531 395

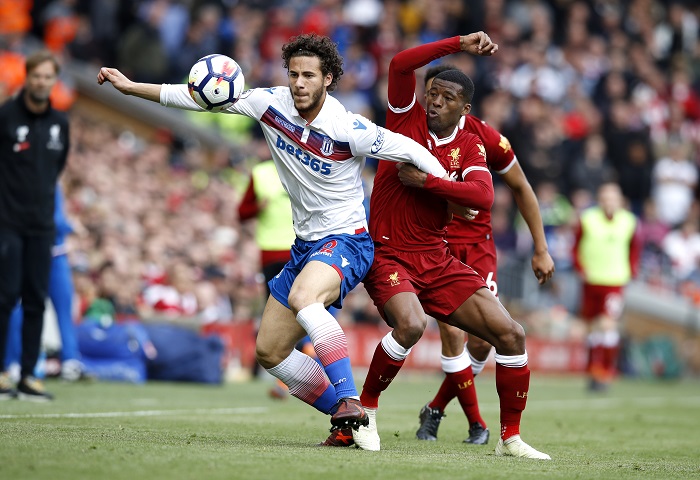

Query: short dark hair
281 33 344 92
25 50 60 75
424 64 457 86
433 70 474 103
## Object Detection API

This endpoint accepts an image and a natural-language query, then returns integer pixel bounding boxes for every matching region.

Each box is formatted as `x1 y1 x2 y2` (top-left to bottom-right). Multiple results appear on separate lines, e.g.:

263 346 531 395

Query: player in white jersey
97 33 448 443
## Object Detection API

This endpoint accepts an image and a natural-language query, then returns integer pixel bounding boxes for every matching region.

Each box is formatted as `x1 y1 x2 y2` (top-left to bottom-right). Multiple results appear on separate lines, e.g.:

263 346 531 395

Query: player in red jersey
323 33 550 459
415 64 555 445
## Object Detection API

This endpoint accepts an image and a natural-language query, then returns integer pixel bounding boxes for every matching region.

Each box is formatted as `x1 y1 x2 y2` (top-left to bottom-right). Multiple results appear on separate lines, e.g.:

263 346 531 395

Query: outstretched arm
97 68 162 103
98 67 209 113
501 163 554 284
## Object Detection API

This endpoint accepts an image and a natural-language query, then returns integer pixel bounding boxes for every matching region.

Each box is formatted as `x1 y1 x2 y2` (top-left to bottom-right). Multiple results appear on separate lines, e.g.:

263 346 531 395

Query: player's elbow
471 184 494 211
388 56 407 76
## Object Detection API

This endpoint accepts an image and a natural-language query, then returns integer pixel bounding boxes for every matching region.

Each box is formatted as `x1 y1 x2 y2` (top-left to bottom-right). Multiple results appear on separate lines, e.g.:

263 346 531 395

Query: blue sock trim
312 384 339 414
325 358 358 400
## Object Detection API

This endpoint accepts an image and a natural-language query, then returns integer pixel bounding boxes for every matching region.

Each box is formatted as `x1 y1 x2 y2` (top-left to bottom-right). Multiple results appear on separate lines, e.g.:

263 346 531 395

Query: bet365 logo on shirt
276 135 332 175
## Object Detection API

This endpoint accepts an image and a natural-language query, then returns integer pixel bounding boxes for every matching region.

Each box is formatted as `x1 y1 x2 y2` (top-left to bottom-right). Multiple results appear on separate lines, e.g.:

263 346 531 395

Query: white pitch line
0 406 268 419
391 395 700 413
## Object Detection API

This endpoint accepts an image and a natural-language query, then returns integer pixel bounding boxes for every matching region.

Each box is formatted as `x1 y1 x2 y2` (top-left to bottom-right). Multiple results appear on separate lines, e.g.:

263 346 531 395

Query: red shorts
363 244 486 322
580 284 624 321
447 239 498 297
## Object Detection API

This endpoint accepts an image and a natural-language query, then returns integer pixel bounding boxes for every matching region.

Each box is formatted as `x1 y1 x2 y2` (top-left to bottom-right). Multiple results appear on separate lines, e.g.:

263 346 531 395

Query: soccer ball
188 54 245 112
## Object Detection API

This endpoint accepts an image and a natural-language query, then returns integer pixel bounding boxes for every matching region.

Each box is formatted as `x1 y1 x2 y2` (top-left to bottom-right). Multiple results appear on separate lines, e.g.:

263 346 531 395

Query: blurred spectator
566 133 616 194
652 139 698 227
116 2 169 84
139 260 198 322
637 199 672 285
661 216 700 281
197 265 234 325
170 3 222 81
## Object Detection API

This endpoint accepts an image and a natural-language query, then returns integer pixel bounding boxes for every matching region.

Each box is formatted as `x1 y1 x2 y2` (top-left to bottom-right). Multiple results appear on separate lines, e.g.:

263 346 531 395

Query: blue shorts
269 230 374 310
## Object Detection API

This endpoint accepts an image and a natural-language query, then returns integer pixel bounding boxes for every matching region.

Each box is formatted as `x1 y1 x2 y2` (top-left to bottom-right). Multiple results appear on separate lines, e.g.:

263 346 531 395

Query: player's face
426 78 471 137
288 55 332 118
25 60 58 104
598 183 623 217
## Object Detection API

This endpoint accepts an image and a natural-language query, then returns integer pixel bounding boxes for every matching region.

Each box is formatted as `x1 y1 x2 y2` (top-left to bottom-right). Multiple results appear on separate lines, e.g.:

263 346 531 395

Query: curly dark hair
424 64 457 87
281 33 344 92
434 70 475 104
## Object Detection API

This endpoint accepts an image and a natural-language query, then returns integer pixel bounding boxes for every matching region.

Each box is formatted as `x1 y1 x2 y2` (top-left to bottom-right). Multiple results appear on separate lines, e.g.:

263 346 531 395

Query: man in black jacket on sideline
0 50 70 401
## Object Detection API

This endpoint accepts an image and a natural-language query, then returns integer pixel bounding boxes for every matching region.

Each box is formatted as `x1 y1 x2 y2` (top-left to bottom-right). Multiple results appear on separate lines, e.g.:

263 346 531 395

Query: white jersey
161 85 446 241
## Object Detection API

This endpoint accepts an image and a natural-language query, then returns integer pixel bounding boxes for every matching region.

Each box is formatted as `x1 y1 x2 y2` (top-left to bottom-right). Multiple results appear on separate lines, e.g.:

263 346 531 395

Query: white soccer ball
188 54 245 112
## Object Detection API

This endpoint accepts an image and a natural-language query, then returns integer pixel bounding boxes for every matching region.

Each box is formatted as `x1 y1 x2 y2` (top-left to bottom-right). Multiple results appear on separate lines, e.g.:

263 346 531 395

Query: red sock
588 344 606 380
587 344 604 373
451 366 486 429
495 363 530 440
601 345 619 379
428 375 457 412
360 342 405 409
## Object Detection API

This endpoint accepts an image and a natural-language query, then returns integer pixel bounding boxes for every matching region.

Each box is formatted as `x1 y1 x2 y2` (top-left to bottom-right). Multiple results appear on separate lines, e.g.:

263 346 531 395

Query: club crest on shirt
321 136 334 156
499 135 511 153
389 271 400 286
13 125 30 152
448 147 461 169
47 124 63 150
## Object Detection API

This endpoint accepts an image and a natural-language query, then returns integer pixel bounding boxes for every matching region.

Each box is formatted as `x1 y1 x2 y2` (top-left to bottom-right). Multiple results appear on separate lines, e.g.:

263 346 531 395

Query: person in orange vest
573 182 641 391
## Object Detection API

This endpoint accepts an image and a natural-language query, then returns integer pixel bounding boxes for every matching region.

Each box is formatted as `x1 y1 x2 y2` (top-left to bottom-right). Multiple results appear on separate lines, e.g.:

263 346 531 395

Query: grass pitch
0 373 698 480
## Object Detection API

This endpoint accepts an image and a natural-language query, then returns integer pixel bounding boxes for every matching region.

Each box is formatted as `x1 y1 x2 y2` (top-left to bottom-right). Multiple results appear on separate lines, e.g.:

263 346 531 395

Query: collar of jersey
292 91 334 127
429 124 460 147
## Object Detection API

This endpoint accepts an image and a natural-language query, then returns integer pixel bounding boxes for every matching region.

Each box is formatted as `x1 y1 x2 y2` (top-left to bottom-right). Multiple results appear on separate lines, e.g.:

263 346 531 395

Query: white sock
381 332 411 361
494 352 528 368
468 349 488 376
267 349 330 403
296 303 348 365
441 346 471 373
602 330 620 347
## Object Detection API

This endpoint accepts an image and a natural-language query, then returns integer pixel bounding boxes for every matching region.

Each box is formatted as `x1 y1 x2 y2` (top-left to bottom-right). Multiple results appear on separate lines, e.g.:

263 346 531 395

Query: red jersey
446 115 516 244
369 37 493 252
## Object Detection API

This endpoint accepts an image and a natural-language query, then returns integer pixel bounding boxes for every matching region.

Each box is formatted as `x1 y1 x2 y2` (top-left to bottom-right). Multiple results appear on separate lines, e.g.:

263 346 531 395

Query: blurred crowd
2 0 700 332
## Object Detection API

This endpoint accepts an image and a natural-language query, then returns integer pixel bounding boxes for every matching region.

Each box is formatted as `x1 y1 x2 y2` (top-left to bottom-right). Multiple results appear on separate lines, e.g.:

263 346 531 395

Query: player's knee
255 345 276 370
255 340 285 369
443 330 465 357
392 315 427 347
493 321 525 354
287 285 322 316
467 336 492 360
286 289 304 315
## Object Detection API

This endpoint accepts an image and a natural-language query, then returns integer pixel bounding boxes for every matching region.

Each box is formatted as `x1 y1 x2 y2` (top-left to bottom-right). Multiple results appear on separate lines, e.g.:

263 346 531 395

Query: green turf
0 374 698 480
